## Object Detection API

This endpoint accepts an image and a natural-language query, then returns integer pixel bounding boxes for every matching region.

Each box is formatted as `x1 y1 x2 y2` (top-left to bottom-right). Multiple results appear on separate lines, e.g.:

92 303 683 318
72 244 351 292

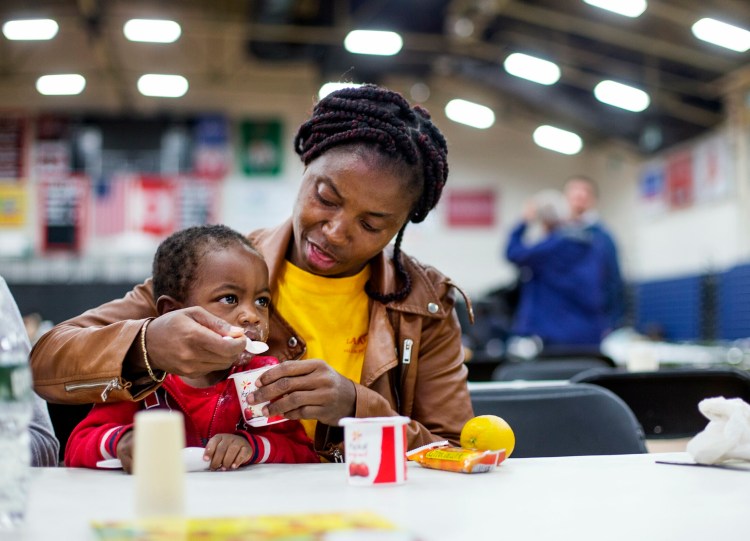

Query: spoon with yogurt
224 335 269 354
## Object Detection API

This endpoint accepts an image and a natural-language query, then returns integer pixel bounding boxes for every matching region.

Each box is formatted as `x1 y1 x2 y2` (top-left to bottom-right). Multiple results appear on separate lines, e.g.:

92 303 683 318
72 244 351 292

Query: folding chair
492 358 615 381
469 382 647 457
572 367 750 438
47 403 93 463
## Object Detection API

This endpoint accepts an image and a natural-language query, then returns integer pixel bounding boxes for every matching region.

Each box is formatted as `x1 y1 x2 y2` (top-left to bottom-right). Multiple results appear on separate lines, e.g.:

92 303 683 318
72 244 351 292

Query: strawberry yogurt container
339 416 410 486
229 356 287 427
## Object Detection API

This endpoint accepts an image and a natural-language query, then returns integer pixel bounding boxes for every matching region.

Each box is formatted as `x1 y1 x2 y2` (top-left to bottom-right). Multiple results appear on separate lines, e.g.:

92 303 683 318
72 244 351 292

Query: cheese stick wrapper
406 441 505 474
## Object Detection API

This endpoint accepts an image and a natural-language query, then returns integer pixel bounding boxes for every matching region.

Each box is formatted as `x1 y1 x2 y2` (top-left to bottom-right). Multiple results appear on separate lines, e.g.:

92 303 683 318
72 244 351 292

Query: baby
65 224 318 471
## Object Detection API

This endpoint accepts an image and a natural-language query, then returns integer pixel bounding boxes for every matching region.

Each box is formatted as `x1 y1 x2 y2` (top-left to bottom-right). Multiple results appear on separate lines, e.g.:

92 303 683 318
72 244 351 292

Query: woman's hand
144 307 247 378
116 431 134 474
250 360 356 427
204 434 254 471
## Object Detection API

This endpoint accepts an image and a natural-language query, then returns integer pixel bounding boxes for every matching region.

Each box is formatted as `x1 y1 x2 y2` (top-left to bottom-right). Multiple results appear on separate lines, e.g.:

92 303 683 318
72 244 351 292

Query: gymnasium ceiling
1 0 750 154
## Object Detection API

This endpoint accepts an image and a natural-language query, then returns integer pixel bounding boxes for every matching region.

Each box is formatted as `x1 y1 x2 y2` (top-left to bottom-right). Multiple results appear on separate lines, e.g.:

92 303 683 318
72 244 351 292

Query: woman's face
290 147 417 277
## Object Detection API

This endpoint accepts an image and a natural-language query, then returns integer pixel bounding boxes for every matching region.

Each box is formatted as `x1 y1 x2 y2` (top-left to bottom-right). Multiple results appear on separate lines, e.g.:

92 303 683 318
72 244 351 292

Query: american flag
92 176 129 237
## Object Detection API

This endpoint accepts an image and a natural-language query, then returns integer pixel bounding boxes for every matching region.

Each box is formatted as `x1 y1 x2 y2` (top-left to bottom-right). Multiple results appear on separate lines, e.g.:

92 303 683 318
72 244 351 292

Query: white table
6 452 747 541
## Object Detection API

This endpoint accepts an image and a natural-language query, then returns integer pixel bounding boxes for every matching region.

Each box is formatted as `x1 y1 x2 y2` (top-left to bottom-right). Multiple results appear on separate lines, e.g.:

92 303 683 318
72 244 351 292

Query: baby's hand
204 434 254 471
116 431 135 474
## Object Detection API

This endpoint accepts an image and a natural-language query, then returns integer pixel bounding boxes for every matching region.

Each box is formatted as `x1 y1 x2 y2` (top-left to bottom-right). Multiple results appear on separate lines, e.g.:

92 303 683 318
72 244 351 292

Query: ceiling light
3 19 58 40
137 74 188 98
36 74 85 96
691 18 750 52
503 53 561 85
344 30 403 56
124 19 181 43
444 99 495 129
582 0 647 18
533 125 583 155
594 80 650 112
318 82 363 99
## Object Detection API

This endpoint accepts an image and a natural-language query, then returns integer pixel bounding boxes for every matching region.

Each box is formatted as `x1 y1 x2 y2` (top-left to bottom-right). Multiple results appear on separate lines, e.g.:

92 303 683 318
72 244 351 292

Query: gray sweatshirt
1 277 60 466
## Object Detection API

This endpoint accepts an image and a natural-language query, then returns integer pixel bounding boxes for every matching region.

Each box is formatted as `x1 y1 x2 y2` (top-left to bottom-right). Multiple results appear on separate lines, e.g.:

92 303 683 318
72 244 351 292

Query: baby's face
183 244 271 343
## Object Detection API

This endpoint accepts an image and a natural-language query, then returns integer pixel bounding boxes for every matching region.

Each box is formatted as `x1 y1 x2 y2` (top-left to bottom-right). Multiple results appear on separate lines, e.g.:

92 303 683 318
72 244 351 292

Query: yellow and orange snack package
406 441 506 474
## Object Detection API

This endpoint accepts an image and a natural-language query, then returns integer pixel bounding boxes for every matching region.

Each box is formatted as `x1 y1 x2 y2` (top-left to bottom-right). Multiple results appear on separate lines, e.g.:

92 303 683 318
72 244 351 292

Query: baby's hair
152 224 259 303
294 84 449 303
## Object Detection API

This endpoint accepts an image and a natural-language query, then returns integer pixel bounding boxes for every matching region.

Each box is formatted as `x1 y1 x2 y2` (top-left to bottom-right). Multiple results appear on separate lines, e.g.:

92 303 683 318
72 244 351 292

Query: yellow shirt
273 261 371 440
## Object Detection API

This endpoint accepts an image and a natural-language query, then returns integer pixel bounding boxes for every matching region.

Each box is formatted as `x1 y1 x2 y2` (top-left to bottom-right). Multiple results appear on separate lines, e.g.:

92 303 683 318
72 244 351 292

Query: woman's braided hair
152 224 258 303
293 84 449 303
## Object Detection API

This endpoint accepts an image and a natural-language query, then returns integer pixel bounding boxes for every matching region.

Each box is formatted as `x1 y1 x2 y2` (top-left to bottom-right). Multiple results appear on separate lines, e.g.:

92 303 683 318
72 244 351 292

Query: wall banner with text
39 176 88 253
0 183 26 227
446 189 497 227
0 112 27 181
239 119 282 177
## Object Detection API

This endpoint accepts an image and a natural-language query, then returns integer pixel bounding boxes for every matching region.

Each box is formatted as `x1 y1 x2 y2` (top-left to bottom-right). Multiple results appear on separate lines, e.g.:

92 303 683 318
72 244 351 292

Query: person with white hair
504 188 609 349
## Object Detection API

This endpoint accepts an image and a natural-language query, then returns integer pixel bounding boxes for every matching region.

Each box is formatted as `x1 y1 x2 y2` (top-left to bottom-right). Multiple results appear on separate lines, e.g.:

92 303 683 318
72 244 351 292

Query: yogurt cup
229 364 287 427
339 416 410 485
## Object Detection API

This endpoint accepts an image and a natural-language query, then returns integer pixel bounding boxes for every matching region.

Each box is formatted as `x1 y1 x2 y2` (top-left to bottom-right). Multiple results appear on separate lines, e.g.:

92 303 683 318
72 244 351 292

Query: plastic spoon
244 338 269 354
223 335 269 354
96 447 210 472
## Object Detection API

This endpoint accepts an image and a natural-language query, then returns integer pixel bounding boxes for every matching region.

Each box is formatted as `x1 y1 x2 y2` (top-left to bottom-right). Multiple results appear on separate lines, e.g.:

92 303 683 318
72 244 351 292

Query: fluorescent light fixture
533 125 583 155
36 74 86 96
445 99 495 129
691 18 750 52
503 53 561 85
137 74 188 98
594 80 650 112
582 0 647 18
318 82 363 99
3 18 58 40
344 30 403 56
123 19 181 43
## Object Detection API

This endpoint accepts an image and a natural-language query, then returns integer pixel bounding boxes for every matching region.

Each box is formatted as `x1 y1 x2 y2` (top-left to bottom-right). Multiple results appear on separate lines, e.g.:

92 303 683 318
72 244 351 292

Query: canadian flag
133 176 178 236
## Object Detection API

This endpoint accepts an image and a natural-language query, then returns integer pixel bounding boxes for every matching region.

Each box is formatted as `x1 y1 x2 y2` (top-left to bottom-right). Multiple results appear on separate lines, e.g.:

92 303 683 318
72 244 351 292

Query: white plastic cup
229 366 287 427
133 410 185 518
626 343 659 372
339 416 410 486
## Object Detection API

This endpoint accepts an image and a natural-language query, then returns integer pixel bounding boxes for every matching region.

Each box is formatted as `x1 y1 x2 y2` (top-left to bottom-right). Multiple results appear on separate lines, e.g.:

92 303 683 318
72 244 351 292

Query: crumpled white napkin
686 396 750 465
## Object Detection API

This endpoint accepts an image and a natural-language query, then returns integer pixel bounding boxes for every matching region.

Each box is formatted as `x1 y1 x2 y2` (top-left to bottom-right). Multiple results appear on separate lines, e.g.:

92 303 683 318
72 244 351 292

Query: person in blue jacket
564 175 625 331
505 189 609 348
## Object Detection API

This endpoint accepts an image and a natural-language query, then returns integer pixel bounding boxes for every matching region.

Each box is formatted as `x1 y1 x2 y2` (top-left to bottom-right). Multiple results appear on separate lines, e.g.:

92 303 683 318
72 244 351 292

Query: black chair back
492 358 615 381
572 367 750 438
47 403 93 463
469 382 647 457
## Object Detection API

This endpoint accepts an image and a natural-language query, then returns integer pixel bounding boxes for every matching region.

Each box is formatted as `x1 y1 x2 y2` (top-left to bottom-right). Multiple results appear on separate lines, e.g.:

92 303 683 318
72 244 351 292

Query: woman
30 85 474 460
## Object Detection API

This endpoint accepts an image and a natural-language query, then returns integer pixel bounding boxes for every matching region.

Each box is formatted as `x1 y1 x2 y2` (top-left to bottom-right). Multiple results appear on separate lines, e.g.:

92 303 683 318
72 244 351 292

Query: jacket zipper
65 377 123 402
331 447 344 463
401 339 413 365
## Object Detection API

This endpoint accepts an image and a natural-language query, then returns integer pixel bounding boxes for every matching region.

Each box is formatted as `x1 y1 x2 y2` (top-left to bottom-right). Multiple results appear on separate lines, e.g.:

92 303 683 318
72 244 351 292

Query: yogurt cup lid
339 416 410 427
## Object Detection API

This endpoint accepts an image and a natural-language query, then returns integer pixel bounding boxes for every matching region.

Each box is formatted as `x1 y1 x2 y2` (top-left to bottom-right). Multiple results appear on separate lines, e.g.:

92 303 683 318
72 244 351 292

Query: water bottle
0 280 33 529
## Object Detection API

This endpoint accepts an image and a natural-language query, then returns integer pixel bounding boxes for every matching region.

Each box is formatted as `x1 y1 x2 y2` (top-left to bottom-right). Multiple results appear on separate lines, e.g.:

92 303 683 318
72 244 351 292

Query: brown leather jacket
31 220 474 459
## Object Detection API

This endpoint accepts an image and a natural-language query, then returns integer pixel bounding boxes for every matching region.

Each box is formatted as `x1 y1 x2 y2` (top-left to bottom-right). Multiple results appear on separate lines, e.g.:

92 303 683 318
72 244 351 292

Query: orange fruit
460 415 515 457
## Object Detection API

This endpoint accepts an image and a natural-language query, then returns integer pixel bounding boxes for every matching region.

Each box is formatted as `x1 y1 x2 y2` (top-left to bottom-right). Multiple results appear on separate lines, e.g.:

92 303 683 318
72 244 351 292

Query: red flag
136 176 177 237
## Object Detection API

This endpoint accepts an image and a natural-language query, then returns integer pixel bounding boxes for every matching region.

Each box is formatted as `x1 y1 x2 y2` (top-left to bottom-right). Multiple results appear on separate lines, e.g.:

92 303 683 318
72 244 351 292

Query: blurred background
1 0 750 374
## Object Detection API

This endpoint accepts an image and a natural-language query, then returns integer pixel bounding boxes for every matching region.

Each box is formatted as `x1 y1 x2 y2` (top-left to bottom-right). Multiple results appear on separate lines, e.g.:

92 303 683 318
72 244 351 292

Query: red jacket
65 367 318 468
